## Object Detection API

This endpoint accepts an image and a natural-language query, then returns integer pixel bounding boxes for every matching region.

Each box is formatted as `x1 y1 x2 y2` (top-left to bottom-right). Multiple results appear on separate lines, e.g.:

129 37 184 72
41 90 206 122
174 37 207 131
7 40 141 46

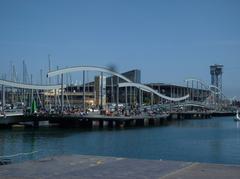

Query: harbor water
0 117 240 165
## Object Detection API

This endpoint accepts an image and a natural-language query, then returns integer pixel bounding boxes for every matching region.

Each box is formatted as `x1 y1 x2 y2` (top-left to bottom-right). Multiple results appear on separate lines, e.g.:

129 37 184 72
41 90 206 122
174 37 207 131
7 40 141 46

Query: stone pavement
0 155 240 179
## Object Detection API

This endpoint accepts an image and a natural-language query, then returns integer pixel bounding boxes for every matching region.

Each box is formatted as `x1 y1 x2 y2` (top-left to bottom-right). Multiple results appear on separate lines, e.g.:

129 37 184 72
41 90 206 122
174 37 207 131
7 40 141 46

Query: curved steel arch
209 85 221 95
47 66 132 82
119 82 189 102
209 85 228 98
185 78 221 95
209 85 221 92
184 78 210 89
0 79 65 90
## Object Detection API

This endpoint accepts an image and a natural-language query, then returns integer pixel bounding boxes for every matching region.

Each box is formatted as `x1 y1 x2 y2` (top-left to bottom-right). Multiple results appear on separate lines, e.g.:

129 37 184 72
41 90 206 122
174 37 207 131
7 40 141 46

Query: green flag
31 100 37 114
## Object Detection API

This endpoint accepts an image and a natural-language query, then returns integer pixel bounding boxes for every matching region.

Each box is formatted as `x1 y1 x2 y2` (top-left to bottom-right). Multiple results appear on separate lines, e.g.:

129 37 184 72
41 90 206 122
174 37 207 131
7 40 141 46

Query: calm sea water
1 117 240 165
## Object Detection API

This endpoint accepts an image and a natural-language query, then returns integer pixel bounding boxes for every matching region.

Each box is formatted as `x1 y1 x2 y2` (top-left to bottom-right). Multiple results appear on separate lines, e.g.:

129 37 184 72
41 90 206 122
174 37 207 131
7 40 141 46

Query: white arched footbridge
0 79 65 90
47 66 132 82
119 82 189 102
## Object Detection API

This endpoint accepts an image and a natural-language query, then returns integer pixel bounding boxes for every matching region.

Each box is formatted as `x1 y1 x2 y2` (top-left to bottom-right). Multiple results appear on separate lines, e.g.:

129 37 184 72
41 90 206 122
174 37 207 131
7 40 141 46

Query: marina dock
0 111 234 128
1 155 240 178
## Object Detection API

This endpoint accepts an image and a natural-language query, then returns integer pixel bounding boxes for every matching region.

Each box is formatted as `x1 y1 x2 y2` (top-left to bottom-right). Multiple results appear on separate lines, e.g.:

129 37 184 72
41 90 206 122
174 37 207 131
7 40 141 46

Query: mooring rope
0 151 39 158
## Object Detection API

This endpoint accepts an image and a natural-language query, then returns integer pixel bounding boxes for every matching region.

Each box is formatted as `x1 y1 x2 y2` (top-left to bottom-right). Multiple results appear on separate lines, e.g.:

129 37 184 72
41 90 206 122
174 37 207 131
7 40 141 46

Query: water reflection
1 117 240 165
236 121 240 128
172 119 222 128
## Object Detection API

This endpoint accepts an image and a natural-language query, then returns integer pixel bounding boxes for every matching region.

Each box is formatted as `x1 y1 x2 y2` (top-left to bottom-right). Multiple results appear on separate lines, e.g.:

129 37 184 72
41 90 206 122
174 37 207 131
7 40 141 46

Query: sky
0 0 240 97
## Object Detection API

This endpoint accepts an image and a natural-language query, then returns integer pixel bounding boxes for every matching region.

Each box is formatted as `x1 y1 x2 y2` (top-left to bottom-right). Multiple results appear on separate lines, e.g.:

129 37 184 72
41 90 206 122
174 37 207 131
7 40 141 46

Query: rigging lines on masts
48 54 51 85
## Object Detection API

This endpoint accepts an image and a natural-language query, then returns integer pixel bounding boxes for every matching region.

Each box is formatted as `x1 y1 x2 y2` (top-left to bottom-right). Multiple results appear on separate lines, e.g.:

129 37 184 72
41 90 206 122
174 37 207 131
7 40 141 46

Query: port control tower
210 64 223 103
210 64 223 91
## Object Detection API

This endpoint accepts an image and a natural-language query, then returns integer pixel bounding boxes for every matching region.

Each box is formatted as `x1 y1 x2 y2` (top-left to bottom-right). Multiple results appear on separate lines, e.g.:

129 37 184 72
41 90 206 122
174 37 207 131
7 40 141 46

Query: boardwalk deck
0 155 239 179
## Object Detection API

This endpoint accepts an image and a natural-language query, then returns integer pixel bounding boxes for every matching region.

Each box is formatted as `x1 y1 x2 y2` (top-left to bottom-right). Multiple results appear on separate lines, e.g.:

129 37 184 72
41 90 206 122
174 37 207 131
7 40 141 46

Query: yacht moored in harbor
0 109 24 119
234 110 240 121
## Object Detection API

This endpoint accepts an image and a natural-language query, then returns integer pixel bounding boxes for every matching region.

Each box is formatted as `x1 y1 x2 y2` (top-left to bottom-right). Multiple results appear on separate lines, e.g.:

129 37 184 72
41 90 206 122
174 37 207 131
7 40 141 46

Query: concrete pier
168 111 213 120
0 155 240 178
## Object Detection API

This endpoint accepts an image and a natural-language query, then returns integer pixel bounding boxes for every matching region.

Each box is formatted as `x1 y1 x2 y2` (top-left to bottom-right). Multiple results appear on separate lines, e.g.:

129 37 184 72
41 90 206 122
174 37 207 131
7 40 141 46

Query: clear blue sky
0 0 240 97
